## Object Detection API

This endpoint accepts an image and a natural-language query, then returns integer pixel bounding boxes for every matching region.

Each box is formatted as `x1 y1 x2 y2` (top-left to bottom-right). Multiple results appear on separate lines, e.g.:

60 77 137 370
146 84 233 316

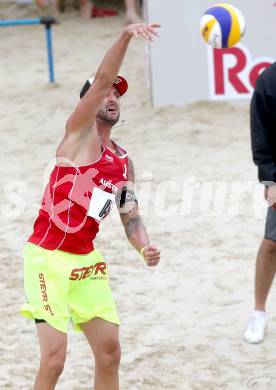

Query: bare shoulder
56 124 101 165
128 156 135 182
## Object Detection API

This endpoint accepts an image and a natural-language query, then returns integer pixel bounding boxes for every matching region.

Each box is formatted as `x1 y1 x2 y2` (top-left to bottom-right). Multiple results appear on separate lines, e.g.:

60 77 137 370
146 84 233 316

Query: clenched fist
142 245 160 267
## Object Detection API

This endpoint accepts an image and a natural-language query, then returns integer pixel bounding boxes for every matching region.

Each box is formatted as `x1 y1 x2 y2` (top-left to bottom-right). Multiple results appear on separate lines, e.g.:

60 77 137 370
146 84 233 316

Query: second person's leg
125 0 142 23
255 238 276 311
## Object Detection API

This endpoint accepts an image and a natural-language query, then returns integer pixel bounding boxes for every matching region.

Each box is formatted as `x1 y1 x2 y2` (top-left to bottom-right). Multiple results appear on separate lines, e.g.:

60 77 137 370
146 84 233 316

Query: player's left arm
118 157 160 267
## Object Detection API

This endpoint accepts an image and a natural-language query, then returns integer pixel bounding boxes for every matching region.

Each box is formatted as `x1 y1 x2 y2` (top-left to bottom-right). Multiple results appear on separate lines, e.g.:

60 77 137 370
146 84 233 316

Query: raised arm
66 23 160 134
118 158 160 267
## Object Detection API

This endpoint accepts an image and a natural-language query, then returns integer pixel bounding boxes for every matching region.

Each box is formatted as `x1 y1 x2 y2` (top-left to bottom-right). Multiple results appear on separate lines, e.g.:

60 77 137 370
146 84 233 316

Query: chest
47 152 128 219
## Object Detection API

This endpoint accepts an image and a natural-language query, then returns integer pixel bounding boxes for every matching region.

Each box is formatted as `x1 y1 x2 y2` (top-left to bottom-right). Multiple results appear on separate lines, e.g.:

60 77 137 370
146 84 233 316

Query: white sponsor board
207 44 274 100
145 0 276 107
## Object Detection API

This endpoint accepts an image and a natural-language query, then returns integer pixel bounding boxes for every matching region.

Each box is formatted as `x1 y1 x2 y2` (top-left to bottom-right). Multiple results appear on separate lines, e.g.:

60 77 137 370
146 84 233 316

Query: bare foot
126 11 143 24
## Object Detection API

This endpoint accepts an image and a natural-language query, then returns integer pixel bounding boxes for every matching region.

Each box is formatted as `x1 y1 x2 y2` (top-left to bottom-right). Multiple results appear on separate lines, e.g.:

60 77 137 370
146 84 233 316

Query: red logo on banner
208 44 274 100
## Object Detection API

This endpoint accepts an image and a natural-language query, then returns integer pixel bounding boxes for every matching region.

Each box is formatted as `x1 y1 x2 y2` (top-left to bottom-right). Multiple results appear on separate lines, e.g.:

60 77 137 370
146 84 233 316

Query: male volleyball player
20 22 161 389
244 62 276 344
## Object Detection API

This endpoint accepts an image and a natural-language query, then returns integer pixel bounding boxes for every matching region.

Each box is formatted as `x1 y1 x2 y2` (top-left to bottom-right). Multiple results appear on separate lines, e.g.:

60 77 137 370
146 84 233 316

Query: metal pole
0 18 41 26
44 25 55 83
0 17 56 83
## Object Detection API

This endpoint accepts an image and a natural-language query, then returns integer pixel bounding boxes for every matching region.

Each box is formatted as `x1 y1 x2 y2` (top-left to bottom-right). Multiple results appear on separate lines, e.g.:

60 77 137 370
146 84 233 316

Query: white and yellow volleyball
200 3 246 49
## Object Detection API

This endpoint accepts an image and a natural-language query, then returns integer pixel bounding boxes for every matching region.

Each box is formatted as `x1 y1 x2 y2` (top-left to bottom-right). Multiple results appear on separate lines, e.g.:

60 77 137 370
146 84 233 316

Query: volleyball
200 3 246 49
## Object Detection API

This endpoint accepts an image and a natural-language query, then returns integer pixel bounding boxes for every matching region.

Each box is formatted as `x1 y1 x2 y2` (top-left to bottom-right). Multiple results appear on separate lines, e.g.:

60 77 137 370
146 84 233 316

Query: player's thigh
81 318 120 361
36 322 67 364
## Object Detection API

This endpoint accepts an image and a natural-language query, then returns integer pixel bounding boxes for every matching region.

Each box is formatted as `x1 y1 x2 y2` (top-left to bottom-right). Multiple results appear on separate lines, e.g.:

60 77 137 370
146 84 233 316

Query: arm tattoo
125 215 143 237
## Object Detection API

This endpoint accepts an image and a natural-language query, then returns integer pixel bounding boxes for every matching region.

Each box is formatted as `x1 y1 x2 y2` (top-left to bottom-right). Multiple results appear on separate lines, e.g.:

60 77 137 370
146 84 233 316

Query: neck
96 120 113 148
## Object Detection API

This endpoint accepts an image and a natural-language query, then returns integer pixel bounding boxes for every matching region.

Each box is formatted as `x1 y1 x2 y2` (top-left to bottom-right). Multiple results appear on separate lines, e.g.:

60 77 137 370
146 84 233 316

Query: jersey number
123 164 127 179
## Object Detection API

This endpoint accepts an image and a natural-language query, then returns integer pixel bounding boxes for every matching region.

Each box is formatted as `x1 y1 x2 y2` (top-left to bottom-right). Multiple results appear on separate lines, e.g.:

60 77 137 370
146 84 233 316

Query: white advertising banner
145 0 276 107
207 44 274 101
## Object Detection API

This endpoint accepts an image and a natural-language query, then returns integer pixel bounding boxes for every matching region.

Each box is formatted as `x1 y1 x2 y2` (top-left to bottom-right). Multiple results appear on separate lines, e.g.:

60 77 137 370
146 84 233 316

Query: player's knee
96 341 121 373
263 238 276 255
40 354 65 378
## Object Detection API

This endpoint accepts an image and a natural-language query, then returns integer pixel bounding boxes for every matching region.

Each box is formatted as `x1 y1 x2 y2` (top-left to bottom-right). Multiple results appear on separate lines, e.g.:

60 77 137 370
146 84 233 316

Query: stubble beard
97 109 120 125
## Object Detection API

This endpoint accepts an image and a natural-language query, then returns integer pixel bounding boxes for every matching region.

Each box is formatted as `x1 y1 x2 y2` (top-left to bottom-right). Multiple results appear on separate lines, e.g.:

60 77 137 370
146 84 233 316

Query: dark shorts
265 207 276 242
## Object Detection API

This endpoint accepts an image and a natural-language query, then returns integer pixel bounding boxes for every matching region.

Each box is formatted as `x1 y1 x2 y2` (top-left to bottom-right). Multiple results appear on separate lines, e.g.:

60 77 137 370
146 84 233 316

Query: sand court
1 3 276 389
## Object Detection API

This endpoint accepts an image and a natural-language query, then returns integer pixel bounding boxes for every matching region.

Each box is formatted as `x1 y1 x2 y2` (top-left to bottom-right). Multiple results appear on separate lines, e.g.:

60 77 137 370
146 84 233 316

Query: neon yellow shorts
20 243 120 333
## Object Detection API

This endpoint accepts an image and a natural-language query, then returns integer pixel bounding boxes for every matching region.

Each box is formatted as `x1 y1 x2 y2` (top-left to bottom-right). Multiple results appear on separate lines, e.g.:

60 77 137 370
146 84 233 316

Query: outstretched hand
125 23 161 41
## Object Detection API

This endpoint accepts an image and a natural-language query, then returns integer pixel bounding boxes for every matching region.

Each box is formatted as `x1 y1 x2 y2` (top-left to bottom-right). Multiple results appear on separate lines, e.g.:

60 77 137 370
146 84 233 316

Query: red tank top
28 142 129 254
